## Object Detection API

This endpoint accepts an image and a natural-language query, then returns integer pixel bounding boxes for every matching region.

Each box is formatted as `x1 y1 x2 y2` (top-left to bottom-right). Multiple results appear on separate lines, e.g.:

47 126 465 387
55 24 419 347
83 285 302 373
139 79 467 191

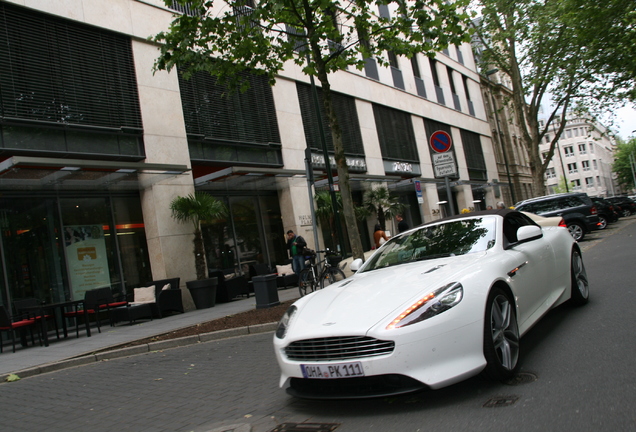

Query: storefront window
0 197 68 305
202 193 285 278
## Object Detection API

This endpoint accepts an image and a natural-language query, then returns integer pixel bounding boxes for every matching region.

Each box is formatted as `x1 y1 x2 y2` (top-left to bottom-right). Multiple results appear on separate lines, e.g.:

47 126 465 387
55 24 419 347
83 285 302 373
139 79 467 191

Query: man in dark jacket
396 214 409 233
286 230 307 275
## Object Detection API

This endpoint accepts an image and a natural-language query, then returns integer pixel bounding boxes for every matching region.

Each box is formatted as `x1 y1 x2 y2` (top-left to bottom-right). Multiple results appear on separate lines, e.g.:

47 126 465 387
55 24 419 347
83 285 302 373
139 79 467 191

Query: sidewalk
0 288 301 380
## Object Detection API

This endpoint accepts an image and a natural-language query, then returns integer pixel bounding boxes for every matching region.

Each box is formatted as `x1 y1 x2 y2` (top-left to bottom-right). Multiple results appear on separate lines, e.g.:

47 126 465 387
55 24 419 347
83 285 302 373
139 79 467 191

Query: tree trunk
193 228 207 280
316 68 365 261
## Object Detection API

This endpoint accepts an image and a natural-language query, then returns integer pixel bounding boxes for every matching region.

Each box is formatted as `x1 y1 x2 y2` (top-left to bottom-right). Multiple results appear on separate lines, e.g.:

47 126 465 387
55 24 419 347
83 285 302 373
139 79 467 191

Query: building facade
540 115 618 197
0 0 500 309
479 73 534 206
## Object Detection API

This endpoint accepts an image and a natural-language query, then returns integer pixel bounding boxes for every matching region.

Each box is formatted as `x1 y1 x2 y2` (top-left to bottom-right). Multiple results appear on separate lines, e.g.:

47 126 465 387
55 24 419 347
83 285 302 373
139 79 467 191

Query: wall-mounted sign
430 130 453 153
383 160 422 176
311 153 367 173
298 215 313 226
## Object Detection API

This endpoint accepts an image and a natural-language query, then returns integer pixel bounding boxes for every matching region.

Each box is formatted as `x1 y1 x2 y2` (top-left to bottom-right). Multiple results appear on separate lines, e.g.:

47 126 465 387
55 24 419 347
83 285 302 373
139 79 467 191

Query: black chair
13 298 60 341
0 305 41 353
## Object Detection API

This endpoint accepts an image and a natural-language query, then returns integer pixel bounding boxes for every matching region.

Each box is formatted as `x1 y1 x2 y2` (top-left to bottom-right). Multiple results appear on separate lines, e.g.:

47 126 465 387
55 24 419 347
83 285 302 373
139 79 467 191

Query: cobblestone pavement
0 332 302 432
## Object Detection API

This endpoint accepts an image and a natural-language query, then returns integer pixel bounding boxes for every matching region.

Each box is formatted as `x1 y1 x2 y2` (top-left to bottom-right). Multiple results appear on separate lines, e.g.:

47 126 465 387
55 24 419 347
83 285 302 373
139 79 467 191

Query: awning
194 165 407 192
0 156 190 191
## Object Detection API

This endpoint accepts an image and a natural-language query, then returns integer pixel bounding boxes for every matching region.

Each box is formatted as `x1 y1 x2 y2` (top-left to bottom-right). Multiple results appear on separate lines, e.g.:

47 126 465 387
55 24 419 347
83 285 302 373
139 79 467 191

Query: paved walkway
0 288 302 379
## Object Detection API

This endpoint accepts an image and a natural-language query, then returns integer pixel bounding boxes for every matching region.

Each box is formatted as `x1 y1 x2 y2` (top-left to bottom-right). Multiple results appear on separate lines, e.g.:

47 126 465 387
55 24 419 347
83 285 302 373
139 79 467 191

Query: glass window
0 197 68 305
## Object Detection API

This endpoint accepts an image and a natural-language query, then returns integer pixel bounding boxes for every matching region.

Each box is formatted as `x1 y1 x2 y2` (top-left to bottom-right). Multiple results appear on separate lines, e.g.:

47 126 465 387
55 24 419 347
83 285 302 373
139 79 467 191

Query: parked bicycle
298 249 347 297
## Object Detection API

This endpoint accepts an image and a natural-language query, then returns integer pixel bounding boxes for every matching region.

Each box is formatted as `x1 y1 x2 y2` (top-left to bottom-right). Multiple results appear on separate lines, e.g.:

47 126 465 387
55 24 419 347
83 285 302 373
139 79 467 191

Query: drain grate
483 395 520 408
503 372 538 386
268 423 340 432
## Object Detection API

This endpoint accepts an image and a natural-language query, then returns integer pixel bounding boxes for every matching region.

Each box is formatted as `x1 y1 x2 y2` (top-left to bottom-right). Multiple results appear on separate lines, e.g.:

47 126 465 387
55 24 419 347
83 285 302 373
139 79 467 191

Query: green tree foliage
472 0 631 197
560 0 636 102
613 138 636 191
170 192 227 280
153 0 471 260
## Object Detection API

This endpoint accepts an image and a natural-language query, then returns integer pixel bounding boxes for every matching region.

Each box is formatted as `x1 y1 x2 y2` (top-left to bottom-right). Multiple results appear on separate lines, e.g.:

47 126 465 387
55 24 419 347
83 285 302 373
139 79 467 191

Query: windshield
361 217 497 272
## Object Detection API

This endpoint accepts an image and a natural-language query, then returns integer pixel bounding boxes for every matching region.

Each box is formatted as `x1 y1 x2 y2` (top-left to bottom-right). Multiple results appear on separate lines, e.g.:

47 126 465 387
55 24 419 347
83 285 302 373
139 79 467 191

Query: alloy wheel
490 294 520 371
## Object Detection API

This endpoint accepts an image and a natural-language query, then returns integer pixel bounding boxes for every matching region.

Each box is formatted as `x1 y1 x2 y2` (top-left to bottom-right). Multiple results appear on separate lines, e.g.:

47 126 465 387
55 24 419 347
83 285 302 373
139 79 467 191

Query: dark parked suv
590 197 620 229
514 193 600 241
605 196 636 217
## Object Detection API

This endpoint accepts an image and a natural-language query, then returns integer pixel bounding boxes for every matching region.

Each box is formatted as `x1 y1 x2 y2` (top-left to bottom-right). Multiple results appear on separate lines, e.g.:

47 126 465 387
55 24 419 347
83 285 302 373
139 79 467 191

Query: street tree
613 137 636 191
560 0 636 102
153 0 471 260
472 0 628 196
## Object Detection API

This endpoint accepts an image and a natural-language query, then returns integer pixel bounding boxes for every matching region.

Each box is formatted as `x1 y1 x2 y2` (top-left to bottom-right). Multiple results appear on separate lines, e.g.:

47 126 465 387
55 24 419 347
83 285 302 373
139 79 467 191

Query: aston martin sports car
273 209 589 399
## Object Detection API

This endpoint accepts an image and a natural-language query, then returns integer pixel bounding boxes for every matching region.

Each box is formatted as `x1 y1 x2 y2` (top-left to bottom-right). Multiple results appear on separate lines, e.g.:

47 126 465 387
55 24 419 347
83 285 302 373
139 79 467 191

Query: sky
614 106 636 140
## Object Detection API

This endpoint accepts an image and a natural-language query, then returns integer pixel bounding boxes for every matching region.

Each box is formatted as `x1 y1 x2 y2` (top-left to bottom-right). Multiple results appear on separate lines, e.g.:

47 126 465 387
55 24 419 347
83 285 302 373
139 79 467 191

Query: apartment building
0 0 498 308
541 115 617 197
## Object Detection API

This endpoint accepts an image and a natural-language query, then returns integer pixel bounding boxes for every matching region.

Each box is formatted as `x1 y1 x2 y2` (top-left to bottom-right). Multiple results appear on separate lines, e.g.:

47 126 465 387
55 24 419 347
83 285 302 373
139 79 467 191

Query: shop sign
65 225 111 299
311 153 367 173
383 160 422 176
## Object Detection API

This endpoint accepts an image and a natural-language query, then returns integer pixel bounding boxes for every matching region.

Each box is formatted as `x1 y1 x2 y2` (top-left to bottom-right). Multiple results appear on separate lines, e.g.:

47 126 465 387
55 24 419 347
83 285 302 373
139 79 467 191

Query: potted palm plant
170 192 227 309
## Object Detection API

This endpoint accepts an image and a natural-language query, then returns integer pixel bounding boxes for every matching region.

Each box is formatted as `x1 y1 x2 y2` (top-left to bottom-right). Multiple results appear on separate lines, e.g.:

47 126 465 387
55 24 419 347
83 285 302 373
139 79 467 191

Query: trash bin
252 274 280 309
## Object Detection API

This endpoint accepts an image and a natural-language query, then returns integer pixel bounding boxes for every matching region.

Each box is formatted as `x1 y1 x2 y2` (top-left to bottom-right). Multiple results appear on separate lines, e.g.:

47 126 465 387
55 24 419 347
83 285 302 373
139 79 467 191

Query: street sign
433 152 457 177
430 130 453 153
414 180 423 204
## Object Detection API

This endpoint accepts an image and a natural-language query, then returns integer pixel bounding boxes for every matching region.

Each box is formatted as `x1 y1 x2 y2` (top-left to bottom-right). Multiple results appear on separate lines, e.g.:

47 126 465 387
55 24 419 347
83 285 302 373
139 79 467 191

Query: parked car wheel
567 222 585 241
570 249 589 305
482 287 520 381
597 215 608 230
621 208 631 217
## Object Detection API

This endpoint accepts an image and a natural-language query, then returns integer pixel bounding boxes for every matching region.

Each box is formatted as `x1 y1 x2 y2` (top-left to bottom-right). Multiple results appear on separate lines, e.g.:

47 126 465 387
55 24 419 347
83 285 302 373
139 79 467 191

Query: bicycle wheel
320 267 346 289
298 268 316 297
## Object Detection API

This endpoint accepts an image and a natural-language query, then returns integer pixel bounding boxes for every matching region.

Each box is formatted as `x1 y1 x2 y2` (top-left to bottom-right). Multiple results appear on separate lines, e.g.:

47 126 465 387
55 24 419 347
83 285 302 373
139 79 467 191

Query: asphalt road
1 219 634 432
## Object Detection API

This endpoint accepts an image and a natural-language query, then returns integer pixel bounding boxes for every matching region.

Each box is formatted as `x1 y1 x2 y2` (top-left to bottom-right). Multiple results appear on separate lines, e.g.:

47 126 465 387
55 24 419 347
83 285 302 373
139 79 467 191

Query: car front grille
285 336 395 361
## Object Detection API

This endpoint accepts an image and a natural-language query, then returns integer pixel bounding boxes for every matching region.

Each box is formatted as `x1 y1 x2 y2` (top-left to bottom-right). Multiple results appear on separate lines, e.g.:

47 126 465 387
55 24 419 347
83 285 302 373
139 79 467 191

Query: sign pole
444 176 456 216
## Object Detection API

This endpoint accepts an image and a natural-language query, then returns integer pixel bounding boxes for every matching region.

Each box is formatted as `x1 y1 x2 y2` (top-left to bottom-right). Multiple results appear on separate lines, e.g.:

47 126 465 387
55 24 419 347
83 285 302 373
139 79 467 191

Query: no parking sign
430 130 453 153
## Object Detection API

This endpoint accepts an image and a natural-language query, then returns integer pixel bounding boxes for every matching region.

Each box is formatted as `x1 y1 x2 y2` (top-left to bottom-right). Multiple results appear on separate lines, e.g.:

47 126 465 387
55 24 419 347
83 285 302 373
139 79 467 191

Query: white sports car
273 209 589 399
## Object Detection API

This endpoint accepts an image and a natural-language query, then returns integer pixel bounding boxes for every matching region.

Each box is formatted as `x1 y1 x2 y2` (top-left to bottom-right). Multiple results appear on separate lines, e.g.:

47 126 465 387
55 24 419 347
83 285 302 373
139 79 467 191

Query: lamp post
485 69 516 204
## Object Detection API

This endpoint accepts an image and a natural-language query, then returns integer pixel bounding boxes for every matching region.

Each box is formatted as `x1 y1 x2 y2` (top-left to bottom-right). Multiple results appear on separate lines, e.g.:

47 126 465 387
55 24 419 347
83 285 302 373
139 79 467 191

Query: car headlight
275 305 297 339
386 282 463 329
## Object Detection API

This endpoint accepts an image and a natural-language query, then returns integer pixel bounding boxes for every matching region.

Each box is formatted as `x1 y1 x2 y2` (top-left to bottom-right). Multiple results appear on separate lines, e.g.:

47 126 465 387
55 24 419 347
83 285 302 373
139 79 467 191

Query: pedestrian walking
373 224 389 249
396 214 409 233
286 230 307 275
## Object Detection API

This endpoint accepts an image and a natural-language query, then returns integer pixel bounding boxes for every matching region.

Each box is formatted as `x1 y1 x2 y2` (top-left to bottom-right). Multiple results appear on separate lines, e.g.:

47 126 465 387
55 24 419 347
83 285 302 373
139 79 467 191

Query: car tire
570 249 589 305
482 287 520 382
622 209 630 217
567 222 585 241
597 215 608 230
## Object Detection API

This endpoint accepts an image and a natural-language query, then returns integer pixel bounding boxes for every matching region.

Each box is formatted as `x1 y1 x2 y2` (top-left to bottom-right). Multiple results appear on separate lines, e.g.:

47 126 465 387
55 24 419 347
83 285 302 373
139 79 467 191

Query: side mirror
516 225 543 243
349 258 364 272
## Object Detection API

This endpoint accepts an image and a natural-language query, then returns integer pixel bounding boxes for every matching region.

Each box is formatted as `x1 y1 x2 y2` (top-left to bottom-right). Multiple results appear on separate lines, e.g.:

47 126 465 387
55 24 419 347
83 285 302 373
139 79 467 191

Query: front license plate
301 362 365 379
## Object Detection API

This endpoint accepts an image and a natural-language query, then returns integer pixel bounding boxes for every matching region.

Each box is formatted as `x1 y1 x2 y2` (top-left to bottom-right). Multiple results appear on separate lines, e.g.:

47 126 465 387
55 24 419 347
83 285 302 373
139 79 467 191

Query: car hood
287 252 486 339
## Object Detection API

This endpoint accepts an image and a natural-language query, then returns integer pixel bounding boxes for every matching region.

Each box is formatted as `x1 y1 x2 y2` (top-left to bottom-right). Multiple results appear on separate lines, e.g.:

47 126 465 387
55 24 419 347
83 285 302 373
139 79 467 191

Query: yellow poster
65 225 111 299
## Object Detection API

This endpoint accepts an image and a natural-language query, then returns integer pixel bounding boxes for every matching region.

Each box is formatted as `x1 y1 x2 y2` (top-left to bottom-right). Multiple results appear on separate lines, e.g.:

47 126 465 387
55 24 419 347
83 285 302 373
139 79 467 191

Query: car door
502 213 556 333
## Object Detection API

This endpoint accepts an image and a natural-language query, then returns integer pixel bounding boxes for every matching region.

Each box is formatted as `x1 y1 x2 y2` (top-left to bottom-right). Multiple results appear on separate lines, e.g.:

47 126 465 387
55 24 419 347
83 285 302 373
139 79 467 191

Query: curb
0 322 279 383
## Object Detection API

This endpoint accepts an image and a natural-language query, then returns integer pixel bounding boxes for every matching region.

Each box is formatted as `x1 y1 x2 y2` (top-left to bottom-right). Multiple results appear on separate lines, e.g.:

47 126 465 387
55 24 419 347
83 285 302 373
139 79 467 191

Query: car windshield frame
360 216 498 272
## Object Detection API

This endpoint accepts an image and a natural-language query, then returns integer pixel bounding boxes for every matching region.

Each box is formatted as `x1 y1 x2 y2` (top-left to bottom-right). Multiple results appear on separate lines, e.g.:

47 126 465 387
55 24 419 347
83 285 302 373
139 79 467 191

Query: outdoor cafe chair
13 298 60 341
0 305 41 353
